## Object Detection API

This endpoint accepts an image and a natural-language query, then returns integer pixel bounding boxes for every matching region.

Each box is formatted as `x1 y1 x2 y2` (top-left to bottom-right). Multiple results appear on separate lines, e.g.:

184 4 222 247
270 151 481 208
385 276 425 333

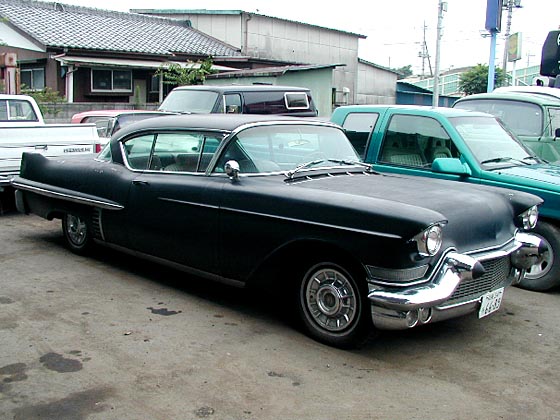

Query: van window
285 92 310 110
224 93 242 114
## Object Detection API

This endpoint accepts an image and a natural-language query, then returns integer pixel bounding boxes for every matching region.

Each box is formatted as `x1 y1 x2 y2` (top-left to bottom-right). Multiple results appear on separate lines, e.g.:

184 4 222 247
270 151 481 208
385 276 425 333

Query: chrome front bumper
367 232 543 330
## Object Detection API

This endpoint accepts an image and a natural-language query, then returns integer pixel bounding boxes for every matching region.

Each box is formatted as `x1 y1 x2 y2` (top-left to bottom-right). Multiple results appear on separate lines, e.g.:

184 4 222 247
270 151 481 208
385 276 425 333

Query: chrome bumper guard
367 232 543 330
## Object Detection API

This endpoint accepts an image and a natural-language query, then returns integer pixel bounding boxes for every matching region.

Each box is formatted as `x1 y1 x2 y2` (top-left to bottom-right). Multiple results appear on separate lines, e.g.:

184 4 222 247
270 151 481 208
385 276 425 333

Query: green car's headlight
518 205 539 230
413 224 444 257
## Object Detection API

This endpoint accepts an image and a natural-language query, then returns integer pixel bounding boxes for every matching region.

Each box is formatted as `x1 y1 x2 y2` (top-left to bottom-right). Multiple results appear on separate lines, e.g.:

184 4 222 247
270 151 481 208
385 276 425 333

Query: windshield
213 124 360 174
450 116 535 168
159 90 219 113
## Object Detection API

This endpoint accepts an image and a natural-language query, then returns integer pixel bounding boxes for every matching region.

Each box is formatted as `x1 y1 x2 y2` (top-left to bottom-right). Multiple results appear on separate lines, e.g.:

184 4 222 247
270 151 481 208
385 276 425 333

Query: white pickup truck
0 94 98 194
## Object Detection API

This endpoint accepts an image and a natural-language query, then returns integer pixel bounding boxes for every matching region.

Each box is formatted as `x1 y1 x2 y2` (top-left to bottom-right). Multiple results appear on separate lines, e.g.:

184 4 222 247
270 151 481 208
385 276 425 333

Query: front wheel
297 261 373 348
61 213 92 255
518 221 560 292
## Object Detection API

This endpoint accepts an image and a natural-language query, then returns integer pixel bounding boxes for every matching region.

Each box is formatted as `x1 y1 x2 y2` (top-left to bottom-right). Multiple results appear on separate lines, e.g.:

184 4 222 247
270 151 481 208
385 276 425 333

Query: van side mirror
555 128 560 139
432 158 471 176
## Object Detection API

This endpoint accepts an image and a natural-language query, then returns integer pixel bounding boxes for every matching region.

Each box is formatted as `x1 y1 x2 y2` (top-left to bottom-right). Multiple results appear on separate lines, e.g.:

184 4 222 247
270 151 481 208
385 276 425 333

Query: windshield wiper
326 159 377 173
480 157 530 166
285 159 378 179
285 159 326 178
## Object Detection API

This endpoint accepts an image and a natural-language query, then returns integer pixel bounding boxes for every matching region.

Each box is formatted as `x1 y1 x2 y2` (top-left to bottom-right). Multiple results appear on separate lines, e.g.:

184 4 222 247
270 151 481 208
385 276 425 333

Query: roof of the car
335 104 491 118
113 114 330 138
454 91 560 105
170 85 311 93
493 86 560 100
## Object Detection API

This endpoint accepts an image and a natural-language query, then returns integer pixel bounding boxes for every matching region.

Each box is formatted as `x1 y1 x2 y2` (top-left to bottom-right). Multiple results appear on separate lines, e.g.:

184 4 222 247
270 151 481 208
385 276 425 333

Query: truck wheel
62 213 92 255
297 261 373 348
518 221 560 292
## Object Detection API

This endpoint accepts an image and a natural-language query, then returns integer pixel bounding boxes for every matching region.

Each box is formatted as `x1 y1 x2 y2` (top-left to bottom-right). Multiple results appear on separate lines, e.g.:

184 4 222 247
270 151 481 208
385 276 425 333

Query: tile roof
0 0 242 57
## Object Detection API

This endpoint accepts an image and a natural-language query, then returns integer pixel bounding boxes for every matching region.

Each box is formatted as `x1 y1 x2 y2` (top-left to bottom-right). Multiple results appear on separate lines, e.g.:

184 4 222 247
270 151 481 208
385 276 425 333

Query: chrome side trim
219 205 403 240
11 181 124 210
158 197 219 210
95 240 246 288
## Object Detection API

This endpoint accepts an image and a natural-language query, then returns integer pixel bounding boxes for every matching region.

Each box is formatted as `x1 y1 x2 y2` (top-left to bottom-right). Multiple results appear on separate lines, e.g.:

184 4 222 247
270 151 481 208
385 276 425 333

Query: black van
158 85 318 117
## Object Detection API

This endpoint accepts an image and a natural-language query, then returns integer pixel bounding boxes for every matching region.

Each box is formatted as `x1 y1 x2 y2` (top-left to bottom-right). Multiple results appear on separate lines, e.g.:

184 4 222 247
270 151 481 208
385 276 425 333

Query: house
133 9 399 111
0 0 244 103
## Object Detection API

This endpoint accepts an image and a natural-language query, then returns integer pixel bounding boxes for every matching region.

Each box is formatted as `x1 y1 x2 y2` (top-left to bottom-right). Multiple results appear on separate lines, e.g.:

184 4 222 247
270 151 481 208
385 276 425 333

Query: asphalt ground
1 211 559 420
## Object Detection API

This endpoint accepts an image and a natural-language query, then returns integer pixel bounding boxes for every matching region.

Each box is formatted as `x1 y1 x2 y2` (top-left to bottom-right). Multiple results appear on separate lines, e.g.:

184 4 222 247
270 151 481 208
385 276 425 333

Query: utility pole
432 1 446 107
501 0 522 85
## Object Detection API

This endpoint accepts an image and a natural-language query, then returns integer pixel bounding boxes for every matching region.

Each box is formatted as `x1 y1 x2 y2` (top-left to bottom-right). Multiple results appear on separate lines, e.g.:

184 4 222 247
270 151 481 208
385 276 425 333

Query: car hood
281 171 540 253
492 163 560 191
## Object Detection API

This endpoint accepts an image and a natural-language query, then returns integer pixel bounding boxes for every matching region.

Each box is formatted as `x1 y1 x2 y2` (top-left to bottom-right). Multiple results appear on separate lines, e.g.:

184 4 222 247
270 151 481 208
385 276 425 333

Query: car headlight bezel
518 205 539 230
413 223 444 257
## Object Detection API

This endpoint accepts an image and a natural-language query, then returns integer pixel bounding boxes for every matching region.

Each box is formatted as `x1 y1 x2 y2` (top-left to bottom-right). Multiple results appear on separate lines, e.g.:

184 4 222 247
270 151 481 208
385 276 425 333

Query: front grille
446 256 512 305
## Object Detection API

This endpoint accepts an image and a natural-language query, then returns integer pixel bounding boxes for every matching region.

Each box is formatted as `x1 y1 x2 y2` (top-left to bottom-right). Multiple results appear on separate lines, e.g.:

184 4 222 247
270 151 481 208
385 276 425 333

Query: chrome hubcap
66 214 87 246
525 235 553 280
305 268 357 332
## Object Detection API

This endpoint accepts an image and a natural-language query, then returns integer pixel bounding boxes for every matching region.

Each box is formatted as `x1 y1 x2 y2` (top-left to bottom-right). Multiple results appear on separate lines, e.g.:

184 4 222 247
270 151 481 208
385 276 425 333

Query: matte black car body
12 114 543 348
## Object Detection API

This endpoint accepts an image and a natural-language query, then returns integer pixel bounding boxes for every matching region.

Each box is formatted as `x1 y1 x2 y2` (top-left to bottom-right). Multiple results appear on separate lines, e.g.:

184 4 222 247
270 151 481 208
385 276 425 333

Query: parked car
71 110 173 152
12 114 543 348
158 85 318 117
330 105 560 291
452 91 560 163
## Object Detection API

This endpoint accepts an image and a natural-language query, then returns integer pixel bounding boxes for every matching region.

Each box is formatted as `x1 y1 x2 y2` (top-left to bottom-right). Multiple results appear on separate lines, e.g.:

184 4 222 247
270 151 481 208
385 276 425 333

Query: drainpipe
243 13 252 55
66 64 74 103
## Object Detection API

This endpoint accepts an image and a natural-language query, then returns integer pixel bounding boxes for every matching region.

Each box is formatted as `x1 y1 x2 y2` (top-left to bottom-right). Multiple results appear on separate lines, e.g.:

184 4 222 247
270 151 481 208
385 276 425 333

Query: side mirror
432 158 471 176
555 128 560 139
225 160 240 180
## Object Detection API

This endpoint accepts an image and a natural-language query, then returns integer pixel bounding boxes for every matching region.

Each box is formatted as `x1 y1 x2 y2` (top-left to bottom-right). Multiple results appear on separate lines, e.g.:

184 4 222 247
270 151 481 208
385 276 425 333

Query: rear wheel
518 221 560 292
297 261 373 348
61 213 92 255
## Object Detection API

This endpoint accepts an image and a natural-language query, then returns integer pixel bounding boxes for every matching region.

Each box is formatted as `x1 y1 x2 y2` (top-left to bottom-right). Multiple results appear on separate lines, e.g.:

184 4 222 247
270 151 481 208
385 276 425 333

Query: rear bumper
367 232 542 330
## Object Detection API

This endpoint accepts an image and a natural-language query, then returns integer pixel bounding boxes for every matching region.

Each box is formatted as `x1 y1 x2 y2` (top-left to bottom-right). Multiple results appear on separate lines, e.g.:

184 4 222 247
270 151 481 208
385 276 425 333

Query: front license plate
478 287 504 318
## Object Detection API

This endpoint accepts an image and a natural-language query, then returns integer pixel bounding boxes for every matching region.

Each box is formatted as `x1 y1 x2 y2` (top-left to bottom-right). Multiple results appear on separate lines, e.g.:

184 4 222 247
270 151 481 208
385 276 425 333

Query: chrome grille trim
442 256 511 306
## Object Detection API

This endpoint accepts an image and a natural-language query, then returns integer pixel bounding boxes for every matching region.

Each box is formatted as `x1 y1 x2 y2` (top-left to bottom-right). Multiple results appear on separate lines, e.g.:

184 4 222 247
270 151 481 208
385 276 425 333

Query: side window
124 134 156 170
548 108 560 135
379 114 456 168
224 94 242 114
244 92 285 114
284 92 310 110
341 112 379 158
147 132 223 173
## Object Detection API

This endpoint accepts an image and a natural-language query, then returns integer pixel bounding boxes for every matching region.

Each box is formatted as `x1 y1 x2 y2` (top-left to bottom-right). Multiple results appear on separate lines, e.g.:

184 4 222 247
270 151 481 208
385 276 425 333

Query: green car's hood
496 163 560 190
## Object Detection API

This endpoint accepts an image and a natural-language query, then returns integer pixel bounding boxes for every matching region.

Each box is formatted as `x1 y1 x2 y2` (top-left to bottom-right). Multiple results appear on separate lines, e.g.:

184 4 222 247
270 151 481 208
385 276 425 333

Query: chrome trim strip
11 181 124 210
220 205 402 240
96 240 246 288
158 197 219 210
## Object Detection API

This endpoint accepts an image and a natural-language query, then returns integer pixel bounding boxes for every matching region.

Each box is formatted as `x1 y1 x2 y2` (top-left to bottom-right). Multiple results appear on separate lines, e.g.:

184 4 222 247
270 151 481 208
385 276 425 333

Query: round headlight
521 205 539 230
425 225 443 255
413 224 444 257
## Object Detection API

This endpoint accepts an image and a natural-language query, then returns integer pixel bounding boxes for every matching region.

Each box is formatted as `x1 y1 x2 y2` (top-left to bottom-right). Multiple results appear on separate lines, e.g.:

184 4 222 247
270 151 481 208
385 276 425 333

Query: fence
41 102 160 123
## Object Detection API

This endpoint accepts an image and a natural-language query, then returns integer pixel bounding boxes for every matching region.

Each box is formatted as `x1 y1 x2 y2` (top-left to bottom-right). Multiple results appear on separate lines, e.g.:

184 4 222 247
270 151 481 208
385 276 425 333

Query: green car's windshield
450 116 536 168
214 124 361 174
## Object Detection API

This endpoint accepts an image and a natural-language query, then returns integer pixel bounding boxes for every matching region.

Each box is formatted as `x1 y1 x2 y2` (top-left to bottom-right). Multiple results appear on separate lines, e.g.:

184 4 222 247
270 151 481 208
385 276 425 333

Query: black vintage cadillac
12 114 544 348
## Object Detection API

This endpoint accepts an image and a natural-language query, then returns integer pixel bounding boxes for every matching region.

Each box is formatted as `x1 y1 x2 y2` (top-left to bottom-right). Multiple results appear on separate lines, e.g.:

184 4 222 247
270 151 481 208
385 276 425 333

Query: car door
374 112 467 182
123 130 224 275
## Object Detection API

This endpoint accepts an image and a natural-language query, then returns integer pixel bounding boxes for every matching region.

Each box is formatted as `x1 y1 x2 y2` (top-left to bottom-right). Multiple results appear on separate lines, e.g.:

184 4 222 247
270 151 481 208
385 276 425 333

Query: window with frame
123 131 223 172
91 69 132 92
341 112 379 158
379 114 455 167
20 68 45 91
0 99 40 121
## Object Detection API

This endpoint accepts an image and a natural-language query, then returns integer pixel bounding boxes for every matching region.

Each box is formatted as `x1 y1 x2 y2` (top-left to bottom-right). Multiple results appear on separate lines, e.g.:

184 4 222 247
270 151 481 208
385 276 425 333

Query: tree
458 64 506 95
393 65 413 80
155 56 215 87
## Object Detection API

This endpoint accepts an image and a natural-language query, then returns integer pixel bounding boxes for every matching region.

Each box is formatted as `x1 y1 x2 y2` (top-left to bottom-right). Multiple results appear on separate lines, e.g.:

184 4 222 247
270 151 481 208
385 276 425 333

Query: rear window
0 99 40 122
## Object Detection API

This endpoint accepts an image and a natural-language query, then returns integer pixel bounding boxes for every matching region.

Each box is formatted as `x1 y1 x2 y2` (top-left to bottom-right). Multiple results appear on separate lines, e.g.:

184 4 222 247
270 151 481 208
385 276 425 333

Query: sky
59 0 559 76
